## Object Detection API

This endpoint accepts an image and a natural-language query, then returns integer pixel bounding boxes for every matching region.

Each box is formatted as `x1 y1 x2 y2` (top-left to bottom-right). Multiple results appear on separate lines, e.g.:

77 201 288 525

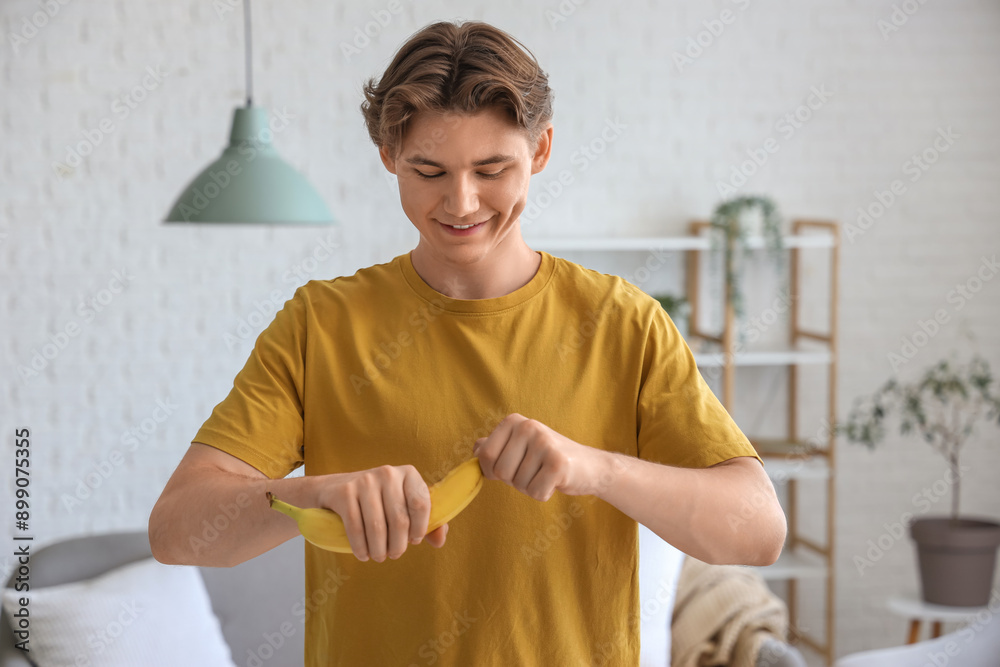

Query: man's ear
379 145 397 175
531 123 554 175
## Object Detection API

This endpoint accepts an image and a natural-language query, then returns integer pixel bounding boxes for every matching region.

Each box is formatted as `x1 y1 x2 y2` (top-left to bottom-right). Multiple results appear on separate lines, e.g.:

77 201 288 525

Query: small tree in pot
838 354 1000 606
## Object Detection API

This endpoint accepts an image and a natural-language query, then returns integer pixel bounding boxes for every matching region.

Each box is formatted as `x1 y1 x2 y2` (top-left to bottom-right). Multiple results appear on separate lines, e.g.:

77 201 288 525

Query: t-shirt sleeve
192 287 307 479
635 299 763 469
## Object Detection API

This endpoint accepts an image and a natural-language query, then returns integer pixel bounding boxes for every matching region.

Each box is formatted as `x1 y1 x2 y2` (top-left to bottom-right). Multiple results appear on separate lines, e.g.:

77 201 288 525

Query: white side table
885 594 990 644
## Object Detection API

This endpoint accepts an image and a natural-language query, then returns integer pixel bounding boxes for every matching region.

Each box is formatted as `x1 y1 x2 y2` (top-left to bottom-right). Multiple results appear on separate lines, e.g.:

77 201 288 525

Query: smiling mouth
439 218 490 230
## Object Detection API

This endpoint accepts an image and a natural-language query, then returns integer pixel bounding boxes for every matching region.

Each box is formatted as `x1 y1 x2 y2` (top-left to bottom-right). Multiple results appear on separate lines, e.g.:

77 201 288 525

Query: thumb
426 523 449 548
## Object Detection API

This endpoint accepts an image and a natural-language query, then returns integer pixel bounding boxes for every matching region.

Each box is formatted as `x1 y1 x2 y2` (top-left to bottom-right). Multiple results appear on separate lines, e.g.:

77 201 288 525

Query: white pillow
639 522 686 667
2 556 236 667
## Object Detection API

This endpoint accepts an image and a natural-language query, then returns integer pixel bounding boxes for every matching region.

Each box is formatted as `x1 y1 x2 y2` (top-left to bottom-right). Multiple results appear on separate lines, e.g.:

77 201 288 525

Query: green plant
709 195 785 322
837 355 1000 520
651 293 689 322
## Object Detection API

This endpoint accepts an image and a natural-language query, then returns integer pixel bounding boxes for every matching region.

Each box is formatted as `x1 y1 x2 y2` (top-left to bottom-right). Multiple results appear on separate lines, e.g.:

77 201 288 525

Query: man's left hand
472 413 604 501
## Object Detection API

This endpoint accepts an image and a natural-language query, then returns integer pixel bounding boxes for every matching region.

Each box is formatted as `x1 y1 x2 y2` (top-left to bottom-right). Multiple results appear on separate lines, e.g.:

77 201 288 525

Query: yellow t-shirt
193 249 762 667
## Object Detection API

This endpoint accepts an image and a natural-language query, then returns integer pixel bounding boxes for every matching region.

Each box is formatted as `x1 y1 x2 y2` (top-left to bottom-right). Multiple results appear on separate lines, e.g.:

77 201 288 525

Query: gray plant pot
910 516 1000 607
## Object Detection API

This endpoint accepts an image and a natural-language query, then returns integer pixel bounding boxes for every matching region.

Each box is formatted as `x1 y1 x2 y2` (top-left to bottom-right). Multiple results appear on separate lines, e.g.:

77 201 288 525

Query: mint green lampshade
164 106 333 225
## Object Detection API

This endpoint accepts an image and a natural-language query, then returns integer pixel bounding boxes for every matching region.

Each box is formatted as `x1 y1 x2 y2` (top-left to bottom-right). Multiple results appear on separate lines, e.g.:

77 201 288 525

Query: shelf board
753 441 831 480
761 456 830 481
755 549 829 581
692 346 833 367
530 236 708 251
752 439 827 458
527 234 835 252
886 594 992 621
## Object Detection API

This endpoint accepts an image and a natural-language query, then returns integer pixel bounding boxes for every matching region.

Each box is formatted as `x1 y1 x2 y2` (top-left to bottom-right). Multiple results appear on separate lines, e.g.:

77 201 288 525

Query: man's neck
409 236 542 300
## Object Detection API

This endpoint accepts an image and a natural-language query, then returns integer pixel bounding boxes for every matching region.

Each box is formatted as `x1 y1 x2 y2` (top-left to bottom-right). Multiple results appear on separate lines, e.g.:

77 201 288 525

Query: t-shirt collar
399 249 556 314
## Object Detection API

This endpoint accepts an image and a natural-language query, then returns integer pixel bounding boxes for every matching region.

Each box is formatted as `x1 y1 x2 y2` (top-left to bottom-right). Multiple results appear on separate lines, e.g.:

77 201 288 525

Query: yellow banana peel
266 457 484 554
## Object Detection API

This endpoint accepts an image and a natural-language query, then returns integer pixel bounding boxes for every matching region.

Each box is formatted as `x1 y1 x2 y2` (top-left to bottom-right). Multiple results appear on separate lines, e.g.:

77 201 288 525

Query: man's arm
148 443 321 568
591 452 786 566
471 413 786 567
472 413 787 565
150 442 451 566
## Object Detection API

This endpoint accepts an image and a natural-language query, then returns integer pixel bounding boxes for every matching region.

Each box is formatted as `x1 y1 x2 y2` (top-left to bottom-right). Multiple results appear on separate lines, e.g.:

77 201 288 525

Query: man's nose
442 174 479 219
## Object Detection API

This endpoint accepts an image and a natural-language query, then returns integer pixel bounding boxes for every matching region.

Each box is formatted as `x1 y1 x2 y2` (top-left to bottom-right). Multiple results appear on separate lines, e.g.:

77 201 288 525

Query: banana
266 457 484 554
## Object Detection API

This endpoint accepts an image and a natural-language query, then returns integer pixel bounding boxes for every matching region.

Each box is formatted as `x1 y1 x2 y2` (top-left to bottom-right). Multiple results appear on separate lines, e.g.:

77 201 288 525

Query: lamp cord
244 0 253 106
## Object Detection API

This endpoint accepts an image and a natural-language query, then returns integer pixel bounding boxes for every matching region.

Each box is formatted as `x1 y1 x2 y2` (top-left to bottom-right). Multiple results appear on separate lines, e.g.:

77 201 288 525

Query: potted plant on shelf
651 293 689 336
837 354 1000 606
708 195 785 324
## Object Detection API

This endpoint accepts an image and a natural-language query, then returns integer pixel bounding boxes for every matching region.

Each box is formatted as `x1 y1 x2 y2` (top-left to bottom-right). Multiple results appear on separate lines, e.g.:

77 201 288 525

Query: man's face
380 107 552 266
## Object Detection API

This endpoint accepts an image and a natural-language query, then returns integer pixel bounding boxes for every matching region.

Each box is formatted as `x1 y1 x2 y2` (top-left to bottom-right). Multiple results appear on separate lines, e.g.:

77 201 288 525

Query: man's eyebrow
403 154 517 168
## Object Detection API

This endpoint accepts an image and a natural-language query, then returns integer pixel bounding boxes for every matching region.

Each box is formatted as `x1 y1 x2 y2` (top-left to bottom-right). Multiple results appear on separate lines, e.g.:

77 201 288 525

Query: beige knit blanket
670 556 789 667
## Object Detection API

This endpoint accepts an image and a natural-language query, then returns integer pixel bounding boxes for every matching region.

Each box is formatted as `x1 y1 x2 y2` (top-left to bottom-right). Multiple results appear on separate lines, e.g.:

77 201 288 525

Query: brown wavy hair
361 20 554 158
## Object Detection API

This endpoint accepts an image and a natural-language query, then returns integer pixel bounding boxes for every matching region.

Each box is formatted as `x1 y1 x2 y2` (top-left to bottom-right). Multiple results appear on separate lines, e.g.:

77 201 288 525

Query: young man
149 20 786 666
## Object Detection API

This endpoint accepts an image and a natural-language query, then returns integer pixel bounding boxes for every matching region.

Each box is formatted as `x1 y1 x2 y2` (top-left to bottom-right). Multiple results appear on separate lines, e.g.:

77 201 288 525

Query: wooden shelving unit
530 220 840 666
685 219 839 666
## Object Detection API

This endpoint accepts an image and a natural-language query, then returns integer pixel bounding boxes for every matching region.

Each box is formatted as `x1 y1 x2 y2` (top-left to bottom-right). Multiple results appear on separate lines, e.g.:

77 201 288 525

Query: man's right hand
315 464 449 562
149 444 448 568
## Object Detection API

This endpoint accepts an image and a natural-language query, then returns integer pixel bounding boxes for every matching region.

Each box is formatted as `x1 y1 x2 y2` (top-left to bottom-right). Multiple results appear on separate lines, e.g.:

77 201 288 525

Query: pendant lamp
164 0 333 225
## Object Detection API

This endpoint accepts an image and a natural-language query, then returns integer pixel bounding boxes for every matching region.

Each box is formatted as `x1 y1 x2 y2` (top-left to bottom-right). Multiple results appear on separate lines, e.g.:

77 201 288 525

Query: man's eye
414 169 505 180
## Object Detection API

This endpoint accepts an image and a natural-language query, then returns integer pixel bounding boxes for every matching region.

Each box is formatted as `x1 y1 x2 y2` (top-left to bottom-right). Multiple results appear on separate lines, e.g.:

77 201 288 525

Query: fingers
341 494 371 562
347 465 436 563
476 415 566 502
331 460 467 562
524 461 562 502
357 472 388 562
382 472 413 562
425 523 448 548
492 432 529 482
511 447 544 491
402 467 432 546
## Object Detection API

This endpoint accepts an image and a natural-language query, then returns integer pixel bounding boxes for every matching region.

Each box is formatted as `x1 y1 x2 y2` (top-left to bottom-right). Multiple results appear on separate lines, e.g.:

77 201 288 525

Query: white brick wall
3 0 998 661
